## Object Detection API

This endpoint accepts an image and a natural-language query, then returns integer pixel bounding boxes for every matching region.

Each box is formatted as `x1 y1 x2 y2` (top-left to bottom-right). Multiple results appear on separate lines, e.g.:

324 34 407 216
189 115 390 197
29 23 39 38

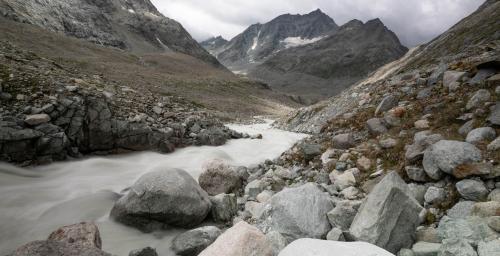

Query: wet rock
210 193 237 223
257 183 334 242
198 159 243 196
110 168 211 231
47 222 102 249
350 172 423 253
24 114 51 126
456 179 489 201
129 247 157 256
439 238 477 256
198 221 272 256
375 95 399 115
278 238 394 256
171 226 222 256
466 127 496 144
332 133 355 149
466 89 491 110
422 140 482 180
367 118 388 135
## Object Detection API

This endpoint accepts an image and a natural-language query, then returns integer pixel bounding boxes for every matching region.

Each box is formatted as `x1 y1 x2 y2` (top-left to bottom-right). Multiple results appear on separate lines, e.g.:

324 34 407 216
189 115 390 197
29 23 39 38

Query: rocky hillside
249 18 408 103
0 14 299 165
201 36 229 56
0 0 221 67
214 9 338 73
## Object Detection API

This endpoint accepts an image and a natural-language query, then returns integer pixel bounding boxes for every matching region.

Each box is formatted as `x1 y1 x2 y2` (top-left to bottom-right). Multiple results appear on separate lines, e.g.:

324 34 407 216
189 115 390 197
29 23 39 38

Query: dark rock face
110 168 212 232
215 9 338 72
0 96 178 163
0 0 220 67
249 18 408 101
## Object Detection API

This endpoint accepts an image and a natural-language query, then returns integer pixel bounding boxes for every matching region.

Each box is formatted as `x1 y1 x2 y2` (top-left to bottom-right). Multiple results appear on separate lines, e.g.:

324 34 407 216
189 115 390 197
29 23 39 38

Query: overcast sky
151 0 485 47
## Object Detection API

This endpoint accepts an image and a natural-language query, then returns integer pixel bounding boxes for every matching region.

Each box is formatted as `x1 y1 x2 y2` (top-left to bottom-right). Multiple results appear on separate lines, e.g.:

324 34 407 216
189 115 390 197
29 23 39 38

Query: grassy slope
0 17 299 119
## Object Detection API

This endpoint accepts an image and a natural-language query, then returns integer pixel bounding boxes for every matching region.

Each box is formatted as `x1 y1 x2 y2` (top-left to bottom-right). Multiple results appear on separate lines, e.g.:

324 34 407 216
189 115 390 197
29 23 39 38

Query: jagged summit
209 9 339 73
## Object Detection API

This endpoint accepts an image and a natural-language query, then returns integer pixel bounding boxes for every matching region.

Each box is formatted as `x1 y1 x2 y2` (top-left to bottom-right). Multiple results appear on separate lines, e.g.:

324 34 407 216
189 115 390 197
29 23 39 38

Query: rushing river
0 120 307 255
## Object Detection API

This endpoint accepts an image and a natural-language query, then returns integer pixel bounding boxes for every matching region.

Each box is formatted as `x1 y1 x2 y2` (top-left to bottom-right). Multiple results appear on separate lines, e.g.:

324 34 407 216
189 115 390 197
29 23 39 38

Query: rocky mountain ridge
0 0 222 67
211 9 338 73
200 36 229 56
249 18 408 103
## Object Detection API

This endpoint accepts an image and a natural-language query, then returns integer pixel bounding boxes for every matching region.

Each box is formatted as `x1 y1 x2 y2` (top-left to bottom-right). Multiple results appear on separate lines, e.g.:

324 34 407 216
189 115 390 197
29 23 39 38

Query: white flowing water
0 120 307 255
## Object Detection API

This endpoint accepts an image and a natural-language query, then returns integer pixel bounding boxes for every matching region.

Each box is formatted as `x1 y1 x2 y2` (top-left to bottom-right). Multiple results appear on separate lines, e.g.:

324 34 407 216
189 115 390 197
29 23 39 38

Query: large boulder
422 140 482 180
198 159 243 196
198 221 273 256
257 183 334 242
171 226 222 256
277 238 394 256
110 168 211 232
349 172 423 253
47 222 102 249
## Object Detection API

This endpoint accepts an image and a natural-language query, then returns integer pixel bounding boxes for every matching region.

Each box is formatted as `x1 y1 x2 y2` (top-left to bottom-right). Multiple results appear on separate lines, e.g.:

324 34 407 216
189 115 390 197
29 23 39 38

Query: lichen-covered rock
10 240 111 256
47 222 102 249
466 127 496 144
439 238 477 256
437 216 498 246
456 179 489 201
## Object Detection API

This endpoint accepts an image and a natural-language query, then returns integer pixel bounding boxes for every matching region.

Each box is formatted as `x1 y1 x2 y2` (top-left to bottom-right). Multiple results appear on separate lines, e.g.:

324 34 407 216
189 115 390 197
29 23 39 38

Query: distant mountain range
0 0 221 67
202 9 408 103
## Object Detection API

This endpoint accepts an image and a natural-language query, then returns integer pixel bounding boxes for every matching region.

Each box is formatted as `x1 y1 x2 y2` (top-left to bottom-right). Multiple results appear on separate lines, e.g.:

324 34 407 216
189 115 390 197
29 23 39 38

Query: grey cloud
151 0 485 46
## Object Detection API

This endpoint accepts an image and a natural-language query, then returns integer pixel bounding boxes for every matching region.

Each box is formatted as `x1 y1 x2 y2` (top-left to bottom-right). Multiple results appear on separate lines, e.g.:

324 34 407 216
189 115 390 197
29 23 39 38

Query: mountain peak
308 8 325 15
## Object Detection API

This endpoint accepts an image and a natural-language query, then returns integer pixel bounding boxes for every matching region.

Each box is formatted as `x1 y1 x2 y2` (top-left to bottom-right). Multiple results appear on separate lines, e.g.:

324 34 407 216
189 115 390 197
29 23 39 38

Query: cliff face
0 0 222 67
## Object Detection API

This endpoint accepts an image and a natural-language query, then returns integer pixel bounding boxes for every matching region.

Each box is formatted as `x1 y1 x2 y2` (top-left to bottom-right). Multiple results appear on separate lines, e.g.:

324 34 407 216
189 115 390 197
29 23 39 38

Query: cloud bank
151 0 485 46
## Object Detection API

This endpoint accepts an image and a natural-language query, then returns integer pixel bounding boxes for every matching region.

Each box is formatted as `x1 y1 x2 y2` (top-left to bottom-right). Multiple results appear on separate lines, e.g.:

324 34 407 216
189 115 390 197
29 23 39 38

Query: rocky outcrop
110 168 212 232
350 172 423 253
0 0 221 67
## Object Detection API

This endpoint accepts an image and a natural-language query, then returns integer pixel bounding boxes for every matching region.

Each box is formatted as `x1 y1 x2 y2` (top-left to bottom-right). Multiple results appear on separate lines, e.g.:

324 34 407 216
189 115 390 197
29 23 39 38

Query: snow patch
128 9 135 14
250 30 261 51
281 36 324 48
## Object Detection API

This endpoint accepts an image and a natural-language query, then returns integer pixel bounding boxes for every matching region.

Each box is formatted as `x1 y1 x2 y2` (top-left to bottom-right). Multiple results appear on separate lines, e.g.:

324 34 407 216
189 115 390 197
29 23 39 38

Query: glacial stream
0 120 307 255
